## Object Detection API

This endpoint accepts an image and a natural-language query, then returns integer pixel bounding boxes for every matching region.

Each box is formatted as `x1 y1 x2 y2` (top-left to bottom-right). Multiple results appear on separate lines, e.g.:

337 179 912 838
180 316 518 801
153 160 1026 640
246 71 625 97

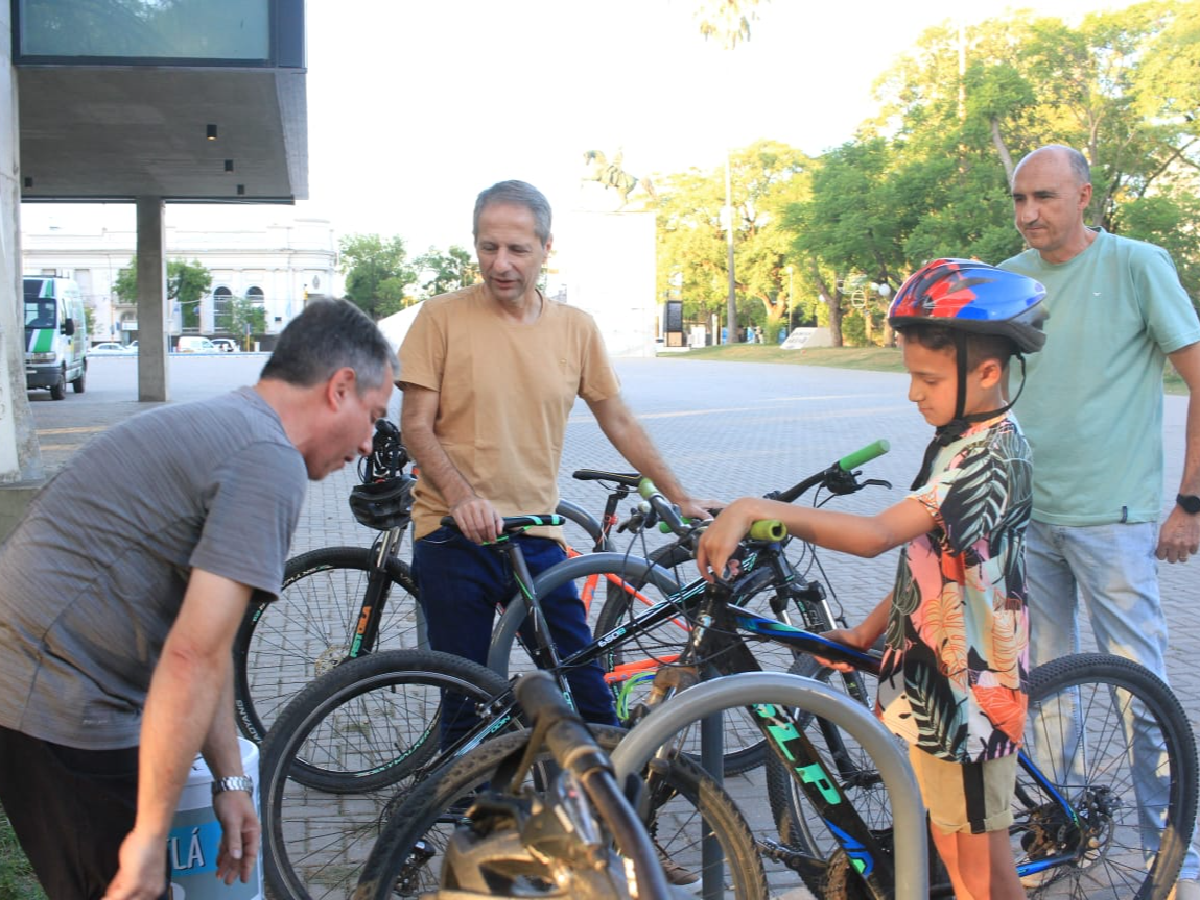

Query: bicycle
596 492 1200 899
257 515 750 900
488 441 893 775
353 669 765 900
232 419 628 745
256 446 897 896
377 480 1197 899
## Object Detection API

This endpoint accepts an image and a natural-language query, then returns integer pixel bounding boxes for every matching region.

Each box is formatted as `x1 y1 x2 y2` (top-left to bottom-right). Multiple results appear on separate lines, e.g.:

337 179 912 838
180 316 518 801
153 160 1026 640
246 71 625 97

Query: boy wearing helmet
698 258 1047 900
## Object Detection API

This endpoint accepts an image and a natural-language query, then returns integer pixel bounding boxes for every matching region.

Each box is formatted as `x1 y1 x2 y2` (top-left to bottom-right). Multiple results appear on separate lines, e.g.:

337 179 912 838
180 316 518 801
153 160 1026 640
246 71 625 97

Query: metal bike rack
486 552 682 677
609 671 929 900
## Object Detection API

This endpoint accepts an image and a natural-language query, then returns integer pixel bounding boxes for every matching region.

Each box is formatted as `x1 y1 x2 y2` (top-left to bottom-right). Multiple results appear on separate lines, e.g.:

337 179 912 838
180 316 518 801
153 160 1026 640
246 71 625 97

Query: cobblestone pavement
29 355 1199 897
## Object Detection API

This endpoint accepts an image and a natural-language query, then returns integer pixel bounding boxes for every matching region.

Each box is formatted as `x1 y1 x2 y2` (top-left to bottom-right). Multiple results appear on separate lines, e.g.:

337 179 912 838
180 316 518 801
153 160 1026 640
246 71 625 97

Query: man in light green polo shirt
1001 144 1200 897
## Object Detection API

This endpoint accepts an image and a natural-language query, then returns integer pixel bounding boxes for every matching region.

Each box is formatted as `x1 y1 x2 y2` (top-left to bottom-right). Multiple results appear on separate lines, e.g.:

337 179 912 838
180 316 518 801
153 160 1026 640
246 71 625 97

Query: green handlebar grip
638 478 659 500
658 517 695 533
838 439 890 472
748 520 787 542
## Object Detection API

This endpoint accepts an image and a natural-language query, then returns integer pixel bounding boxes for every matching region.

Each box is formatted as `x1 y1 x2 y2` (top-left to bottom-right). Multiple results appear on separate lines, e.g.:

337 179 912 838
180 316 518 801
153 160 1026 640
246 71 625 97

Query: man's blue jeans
413 526 619 747
1026 519 1198 880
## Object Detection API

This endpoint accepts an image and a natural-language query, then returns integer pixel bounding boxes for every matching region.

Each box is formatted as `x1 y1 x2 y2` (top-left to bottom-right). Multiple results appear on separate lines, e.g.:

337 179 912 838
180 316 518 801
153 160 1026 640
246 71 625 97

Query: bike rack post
610 672 929 900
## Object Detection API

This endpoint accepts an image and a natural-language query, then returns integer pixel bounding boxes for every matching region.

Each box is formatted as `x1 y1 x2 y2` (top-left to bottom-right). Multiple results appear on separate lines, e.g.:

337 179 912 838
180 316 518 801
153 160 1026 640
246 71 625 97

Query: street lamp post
725 155 736 345
785 265 795 333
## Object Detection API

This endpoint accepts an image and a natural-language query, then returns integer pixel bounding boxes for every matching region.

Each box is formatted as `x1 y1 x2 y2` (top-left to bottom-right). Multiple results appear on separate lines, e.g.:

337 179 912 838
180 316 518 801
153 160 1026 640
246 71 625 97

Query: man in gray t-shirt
0 300 395 900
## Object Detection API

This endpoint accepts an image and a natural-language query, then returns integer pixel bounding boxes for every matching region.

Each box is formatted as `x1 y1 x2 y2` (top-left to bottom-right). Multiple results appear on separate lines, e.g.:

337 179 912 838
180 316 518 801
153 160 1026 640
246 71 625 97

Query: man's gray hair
260 299 396 393
473 180 552 245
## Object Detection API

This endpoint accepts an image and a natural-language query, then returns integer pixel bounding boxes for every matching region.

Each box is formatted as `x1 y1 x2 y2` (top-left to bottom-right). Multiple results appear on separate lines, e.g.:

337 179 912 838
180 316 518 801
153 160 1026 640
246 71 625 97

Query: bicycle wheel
1014 652 1199 900
767 652 1200 900
763 653 897 895
353 726 768 900
260 649 513 900
234 545 422 743
593 566 810 776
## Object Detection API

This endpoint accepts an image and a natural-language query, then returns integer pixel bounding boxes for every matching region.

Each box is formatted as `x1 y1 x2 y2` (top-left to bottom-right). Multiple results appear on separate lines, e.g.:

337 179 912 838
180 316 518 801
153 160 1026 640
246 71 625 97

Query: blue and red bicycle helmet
887 258 1047 353
889 259 1048 466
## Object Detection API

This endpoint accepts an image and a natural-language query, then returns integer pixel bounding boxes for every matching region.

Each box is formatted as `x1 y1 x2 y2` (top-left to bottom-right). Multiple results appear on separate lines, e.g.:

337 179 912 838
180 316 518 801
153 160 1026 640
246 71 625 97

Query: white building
21 215 337 348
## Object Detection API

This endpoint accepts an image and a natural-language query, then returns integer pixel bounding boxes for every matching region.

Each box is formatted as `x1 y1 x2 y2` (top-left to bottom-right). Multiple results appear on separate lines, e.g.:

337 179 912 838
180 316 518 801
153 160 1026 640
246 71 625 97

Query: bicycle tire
1014 652 1198 899
352 726 768 900
592 565 813 776
766 652 1199 900
260 649 513 900
233 546 422 744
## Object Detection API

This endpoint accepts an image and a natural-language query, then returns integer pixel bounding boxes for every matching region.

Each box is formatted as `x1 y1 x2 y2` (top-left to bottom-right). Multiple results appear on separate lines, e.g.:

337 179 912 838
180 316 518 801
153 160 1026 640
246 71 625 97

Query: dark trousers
413 528 619 745
0 726 169 900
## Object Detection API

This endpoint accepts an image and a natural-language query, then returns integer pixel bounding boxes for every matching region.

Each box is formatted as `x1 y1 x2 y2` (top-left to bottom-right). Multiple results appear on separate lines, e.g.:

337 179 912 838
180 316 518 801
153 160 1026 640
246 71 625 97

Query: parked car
176 336 216 353
211 338 238 353
90 342 135 355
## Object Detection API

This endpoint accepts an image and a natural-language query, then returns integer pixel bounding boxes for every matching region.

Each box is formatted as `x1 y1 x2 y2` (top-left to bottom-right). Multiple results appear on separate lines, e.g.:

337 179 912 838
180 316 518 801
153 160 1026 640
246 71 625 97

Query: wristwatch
212 775 254 796
1178 494 1200 515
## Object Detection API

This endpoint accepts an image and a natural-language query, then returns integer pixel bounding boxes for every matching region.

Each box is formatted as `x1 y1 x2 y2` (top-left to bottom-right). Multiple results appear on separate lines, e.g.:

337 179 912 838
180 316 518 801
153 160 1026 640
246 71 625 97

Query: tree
229 296 268 349
411 246 479 300
339 234 415 319
112 255 212 331
655 140 808 336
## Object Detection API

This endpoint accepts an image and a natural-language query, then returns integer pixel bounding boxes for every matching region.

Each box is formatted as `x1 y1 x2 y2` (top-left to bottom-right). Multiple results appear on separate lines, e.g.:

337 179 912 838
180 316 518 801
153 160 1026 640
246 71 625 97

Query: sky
22 0 1143 253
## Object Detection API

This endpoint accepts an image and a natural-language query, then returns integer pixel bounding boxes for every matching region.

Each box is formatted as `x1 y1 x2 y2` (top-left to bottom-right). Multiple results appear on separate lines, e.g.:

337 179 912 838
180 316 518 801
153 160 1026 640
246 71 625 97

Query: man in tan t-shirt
399 179 711 738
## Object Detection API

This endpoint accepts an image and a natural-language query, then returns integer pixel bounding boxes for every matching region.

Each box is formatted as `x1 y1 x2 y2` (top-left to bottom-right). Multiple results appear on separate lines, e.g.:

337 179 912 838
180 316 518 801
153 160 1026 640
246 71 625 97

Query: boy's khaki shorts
908 745 1017 834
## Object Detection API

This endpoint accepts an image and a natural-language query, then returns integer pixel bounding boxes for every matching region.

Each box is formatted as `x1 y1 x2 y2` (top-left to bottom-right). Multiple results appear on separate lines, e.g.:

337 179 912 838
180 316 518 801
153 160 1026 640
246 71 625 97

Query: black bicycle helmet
887 258 1047 353
348 473 415 531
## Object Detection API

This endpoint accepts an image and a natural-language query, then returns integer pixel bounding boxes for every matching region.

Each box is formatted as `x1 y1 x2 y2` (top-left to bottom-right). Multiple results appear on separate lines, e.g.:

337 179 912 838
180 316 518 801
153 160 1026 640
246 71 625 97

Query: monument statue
582 149 658 208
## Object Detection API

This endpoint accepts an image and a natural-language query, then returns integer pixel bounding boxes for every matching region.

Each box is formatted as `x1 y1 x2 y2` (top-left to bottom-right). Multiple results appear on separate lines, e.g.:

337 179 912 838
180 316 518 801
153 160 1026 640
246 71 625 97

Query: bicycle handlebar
438 514 565 536
772 439 891 504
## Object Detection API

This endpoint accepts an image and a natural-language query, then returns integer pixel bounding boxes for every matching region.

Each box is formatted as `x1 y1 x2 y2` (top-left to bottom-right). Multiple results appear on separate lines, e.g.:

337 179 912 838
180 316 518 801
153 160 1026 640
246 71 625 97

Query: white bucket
168 737 262 900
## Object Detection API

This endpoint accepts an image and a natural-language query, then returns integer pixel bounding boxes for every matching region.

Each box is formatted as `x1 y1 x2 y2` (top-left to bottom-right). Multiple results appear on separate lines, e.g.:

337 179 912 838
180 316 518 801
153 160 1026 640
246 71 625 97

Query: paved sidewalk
27 355 1200 896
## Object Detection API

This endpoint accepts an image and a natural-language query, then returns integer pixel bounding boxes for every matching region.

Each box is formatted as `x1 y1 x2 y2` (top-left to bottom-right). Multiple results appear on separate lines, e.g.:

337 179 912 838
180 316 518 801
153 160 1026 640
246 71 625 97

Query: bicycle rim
1015 653 1199 900
234 546 422 743
261 649 512 900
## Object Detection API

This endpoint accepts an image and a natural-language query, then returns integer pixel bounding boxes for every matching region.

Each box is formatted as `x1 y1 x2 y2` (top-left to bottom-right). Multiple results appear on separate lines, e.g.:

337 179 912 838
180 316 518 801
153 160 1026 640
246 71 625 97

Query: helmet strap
910 348 1027 491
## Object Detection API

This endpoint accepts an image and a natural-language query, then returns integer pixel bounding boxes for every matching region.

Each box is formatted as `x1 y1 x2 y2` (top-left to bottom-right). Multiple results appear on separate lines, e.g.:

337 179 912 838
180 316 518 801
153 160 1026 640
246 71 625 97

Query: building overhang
17 65 307 204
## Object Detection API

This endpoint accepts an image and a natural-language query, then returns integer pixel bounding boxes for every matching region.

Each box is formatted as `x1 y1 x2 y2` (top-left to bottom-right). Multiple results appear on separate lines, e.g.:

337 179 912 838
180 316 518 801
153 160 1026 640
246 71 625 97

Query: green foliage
112 256 214 330
228 296 267 347
339 234 415 319
655 140 808 333
170 259 212 331
646 3 1200 349
411 246 479 299
0 807 44 900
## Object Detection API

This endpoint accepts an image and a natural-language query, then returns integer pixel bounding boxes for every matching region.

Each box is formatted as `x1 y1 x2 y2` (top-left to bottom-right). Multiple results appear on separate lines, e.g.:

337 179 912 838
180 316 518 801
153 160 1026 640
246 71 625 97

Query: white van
176 336 216 353
24 276 88 400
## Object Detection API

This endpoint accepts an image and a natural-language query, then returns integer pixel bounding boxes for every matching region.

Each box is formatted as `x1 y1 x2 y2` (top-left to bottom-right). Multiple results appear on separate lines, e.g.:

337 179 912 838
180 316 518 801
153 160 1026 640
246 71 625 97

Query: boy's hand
695 499 757 581
813 627 872 673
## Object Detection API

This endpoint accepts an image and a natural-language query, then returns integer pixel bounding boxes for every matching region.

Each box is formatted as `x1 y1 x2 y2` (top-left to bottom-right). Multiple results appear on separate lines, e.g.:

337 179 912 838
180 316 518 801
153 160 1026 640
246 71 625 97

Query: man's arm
586 394 717 520
202 672 259 886
400 383 502 543
1157 341 1200 563
103 570 252 900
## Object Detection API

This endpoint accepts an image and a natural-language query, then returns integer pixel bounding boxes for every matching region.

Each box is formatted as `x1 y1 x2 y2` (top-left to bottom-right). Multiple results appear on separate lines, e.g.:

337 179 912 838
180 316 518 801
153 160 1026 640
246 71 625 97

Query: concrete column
136 197 169 402
0 3 47 537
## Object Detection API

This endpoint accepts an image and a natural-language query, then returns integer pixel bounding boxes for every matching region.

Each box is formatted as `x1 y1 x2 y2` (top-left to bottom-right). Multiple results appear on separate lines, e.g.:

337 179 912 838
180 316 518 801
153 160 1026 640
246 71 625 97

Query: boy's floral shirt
876 415 1032 763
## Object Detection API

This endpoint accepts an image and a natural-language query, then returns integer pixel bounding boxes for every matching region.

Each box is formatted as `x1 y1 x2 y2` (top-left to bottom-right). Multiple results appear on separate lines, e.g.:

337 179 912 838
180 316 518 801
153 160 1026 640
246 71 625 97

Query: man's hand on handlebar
449 495 504 544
